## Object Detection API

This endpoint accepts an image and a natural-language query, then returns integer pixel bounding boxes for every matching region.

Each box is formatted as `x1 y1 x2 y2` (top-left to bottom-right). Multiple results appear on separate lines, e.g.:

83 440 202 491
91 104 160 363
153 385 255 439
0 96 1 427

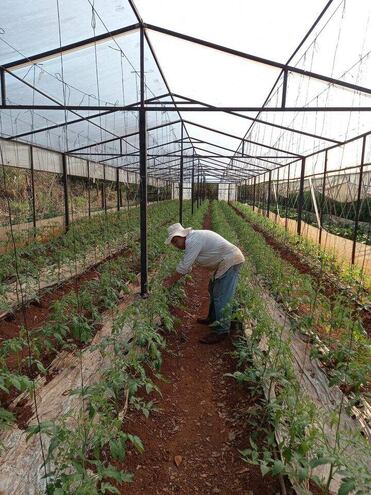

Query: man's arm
164 234 203 289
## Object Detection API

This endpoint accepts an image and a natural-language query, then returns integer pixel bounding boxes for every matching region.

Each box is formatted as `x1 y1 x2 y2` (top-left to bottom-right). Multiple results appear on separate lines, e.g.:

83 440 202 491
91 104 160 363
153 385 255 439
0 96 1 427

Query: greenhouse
0 0 370 494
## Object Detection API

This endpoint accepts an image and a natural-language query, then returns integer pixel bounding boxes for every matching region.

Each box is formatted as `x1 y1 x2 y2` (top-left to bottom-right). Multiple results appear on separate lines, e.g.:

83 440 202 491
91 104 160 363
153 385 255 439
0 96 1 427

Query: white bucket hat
165 223 192 245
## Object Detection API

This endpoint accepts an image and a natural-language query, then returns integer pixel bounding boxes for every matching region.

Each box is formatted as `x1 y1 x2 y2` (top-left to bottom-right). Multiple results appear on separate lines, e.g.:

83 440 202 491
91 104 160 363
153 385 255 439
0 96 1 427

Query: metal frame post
197 161 200 208
179 124 184 224
191 156 195 215
116 168 120 211
139 26 148 296
351 136 366 265
29 146 37 231
319 151 328 245
267 170 272 217
285 164 290 231
275 168 280 221
103 164 107 213
252 176 256 211
297 158 306 235
281 70 288 108
87 161 91 217
62 154 69 231
0 70 6 106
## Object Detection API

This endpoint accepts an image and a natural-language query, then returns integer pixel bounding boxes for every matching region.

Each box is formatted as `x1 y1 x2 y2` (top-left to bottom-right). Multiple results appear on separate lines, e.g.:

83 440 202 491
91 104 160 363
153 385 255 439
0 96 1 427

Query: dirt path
119 263 283 494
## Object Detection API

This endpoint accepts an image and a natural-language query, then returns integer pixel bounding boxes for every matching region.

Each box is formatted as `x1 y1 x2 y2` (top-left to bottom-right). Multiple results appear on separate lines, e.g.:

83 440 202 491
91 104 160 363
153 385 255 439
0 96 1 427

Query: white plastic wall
218 184 236 201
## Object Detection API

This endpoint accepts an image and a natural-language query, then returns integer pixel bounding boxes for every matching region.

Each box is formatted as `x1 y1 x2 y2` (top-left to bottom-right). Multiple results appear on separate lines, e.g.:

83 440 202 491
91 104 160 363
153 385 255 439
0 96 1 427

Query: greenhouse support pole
0 69 5 105
351 136 366 265
139 26 148 296
297 158 306 235
319 151 328 246
285 164 290 231
29 146 37 231
275 168 280 222
228 183 231 203
267 170 272 217
87 161 91 217
116 168 120 211
197 162 200 208
62 154 69 231
252 176 256 210
179 124 184 224
103 164 107 214
191 157 195 215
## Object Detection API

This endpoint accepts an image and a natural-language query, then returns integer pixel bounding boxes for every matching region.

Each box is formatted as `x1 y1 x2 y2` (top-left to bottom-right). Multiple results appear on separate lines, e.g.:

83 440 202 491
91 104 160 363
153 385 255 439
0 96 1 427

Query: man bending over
164 223 245 344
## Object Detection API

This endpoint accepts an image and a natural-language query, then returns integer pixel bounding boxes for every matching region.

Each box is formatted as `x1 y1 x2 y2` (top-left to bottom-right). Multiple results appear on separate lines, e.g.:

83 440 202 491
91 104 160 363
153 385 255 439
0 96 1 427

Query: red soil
117 206 287 494
120 265 285 495
0 247 139 418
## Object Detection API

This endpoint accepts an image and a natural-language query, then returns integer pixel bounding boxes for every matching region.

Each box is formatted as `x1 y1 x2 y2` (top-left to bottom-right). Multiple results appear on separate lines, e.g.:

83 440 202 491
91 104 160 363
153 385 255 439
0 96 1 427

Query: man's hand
164 272 183 289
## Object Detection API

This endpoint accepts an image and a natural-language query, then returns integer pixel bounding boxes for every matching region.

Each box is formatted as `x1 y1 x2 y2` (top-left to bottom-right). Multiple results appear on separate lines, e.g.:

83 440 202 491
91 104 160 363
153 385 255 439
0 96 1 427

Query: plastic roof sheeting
0 0 370 183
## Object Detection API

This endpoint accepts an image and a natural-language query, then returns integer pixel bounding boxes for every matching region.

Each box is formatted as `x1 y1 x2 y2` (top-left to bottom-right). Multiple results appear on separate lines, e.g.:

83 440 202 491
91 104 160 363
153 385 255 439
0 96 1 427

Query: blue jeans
207 263 243 335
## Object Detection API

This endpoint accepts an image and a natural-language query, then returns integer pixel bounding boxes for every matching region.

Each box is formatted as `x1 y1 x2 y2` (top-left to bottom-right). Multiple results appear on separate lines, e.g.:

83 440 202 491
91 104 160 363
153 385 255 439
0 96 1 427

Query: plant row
211 200 371 495
225 202 370 401
0 200 184 314
23 200 208 494
0 200 189 432
233 202 370 306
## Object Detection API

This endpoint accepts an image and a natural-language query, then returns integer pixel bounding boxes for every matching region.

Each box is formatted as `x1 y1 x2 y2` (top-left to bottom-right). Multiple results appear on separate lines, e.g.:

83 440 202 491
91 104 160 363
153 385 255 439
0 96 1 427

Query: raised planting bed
211 200 371 495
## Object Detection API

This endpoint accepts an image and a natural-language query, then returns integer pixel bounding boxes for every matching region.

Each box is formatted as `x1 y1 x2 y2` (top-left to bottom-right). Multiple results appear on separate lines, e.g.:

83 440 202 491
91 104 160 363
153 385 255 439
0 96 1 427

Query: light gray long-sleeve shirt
176 229 245 279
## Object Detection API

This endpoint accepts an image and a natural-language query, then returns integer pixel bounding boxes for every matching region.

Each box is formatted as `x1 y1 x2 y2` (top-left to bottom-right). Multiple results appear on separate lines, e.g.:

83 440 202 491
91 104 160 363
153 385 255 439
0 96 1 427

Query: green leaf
100 482 120 494
109 439 126 462
270 460 285 476
338 479 356 495
260 464 270 476
128 434 144 454
310 456 334 468
297 466 308 482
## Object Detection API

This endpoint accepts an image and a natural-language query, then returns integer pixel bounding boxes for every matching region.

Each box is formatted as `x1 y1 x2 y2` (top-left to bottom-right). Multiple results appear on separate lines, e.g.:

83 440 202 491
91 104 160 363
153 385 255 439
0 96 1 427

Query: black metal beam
144 23 371 96
193 145 271 170
6 109 119 141
198 159 257 180
119 146 194 168
2 68 127 144
68 118 181 153
173 92 341 144
189 137 292 161
3 23 141 70
2 104 370 112
184 120 300 157
199 155 263 176
93 152 284 160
